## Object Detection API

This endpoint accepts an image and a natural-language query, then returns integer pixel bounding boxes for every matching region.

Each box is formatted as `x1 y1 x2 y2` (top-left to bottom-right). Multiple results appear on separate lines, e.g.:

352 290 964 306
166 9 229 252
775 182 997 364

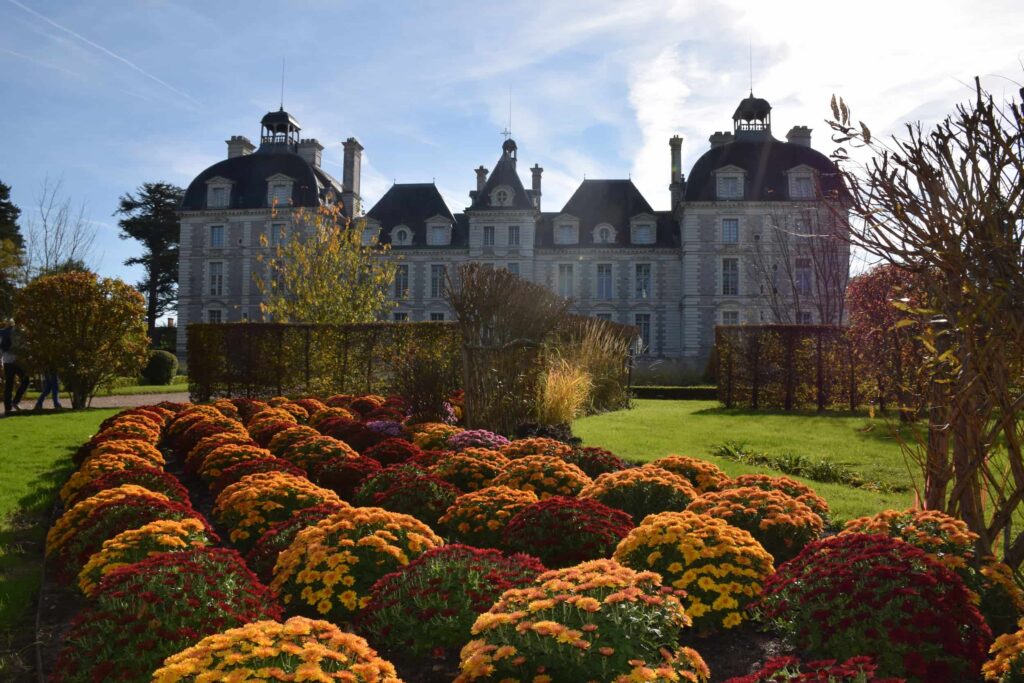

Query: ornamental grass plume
76 517 216 597
686 486 824 562
535 357 594 425
503 496 634 568
271 506 443 622
758 533 991 683
490 455 591 499
579 466 698 523
213 471 344 550
439 486 540 549
152 617 403 683
54 548 281 683
648 455 730 493
614 510 774 631
984 619 1024 682
454 558 710 683
357 545 545 660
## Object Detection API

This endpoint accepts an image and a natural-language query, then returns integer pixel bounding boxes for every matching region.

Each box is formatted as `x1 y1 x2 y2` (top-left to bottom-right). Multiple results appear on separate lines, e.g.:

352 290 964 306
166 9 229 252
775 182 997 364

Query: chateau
177 95 849 382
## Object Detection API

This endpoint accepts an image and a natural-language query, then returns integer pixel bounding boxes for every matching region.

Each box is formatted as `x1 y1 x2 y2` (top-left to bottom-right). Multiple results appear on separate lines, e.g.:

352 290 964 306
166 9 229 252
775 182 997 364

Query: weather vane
501 88 512 140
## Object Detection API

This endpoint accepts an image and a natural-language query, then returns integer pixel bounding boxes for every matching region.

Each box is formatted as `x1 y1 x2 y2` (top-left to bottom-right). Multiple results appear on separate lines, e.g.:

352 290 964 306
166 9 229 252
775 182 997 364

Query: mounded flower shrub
54 548 280 683
758 533 991 682
349 394 387 415
614 510 774 631
687 487 823 562
163 405 224 450
313 454 383 500
357 545 545 660
60 453 162 503
409 422 464 450
281 434 359 472
648 455 730 492
499 436 573 460
353 463 428 506
578 466 698 523
490 455 591 499
724 656 904 683
210 456 306 496
47 484 171 558
308 406 357 430
447 429 510 451
213 471 344 550
364 437 423 465
211 399 240 420
562 446 628 479
84 439 165 468
198 443 274 486
271 506 444 621
65 466 190 508
727 474 831 522
371 473 460 527
503 496 634 568
984 619 1024 683
152 617 402 683
439 486 540 549
245 502 347 582
77 517 216 597
454 558 710 683
177 417 249 459
431 452 506 492
183 432 255 475
267 424 321 457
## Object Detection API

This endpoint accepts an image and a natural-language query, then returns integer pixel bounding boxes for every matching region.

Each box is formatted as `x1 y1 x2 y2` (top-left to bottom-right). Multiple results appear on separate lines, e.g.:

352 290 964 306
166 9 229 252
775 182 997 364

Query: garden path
14 392 189 411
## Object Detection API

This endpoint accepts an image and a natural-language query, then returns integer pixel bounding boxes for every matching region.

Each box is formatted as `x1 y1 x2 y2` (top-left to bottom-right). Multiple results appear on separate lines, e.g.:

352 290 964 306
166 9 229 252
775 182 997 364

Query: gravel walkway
14 392 190 411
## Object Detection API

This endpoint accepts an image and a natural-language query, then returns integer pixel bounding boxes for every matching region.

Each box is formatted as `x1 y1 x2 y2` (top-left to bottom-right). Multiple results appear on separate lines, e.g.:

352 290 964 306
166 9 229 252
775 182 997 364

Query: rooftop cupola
259 108 301 152
732 93 772 140
502 137 518 162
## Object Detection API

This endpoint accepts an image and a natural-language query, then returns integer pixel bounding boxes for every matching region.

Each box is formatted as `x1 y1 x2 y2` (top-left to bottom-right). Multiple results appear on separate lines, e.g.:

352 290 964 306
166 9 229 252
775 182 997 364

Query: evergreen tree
115 182 184 338
0 180 24 316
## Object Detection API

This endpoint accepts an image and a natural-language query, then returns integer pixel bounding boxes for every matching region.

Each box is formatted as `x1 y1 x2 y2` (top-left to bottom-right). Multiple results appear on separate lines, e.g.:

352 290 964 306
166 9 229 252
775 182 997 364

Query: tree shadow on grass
0 444 77 682
690 405 916 447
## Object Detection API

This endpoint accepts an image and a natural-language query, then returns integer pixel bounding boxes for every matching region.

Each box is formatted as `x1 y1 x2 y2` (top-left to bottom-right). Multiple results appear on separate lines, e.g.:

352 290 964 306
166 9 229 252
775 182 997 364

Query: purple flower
448 429 510 451
365 420 404 438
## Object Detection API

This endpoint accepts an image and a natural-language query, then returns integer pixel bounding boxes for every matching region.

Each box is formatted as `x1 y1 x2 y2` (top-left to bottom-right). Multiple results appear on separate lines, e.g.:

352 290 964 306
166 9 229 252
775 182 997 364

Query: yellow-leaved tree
253 200 396 324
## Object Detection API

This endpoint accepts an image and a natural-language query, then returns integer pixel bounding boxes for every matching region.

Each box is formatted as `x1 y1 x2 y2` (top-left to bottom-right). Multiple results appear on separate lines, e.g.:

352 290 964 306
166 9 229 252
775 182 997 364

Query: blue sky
2 0 1023 285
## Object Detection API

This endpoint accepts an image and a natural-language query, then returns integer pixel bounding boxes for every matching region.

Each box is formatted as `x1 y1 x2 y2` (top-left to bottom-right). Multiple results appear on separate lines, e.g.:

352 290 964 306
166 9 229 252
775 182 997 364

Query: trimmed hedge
141 350 179 385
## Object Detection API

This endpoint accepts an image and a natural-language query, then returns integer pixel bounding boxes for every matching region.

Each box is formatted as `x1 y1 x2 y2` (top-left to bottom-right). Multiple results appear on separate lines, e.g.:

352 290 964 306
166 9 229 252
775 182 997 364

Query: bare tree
827 79 1024 569
23 176 96 279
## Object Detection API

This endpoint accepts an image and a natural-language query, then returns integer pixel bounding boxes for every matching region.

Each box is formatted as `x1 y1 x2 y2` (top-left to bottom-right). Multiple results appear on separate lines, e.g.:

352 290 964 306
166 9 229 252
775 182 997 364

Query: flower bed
244 502 348 582
578 466 697 522
313 454 383 500
499 436 572 460
280 434 359 472
490 455 591 499
503 496 634 568
439 486 540 548
725 656 903 683
562 446 629 478
648 455 730 492
430 452 506 491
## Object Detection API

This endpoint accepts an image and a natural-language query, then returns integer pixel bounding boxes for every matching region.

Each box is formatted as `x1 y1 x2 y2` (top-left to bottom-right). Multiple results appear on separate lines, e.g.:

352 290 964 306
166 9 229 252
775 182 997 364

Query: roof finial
280 57 286 111
501 88 513 141
748 41 753 96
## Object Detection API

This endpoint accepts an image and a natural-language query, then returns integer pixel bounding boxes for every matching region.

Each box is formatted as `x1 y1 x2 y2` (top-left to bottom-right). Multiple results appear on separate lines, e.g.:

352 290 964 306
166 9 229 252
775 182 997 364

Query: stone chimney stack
226 135 255 159
669 135 683 209
531 164 543 210
298 138 324 167
342 137 363 219
475 166 489 192
709 131 734 148
786 126 812 147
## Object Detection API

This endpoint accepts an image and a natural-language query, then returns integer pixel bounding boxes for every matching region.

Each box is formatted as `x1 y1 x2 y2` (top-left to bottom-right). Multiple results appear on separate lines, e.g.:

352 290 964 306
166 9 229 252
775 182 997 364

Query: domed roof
260 108 300 131
733 94 772 122
684 136 847 202
180 152 343 211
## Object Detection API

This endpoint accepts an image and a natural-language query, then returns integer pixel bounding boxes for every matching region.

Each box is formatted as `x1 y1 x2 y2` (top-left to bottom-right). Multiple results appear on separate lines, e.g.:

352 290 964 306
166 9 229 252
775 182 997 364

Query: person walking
33 370 62 411
2 319 30 417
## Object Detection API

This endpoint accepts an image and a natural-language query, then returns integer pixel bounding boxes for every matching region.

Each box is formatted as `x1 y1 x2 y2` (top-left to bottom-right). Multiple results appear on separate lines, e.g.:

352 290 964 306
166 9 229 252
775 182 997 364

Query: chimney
531 164 543 210
669 135 683 208
298 138 324 167
786 126 812 147
226 135 254 159
342 137 363 219
709 131 734 148
475 166 488 192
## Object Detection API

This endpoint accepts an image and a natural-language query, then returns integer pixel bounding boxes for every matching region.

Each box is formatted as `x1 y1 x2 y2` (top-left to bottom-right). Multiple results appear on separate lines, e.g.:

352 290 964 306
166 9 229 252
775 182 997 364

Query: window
393 312 408 322
595 225 614 244
393 227 411 245
635 264 652 299
722 258 739 296
795 258 812 295
634 313 651 354
793 217 810 235
209 262 224 297
207 309 222 323
717 175 742 199
428 225 448 246
507 225 520 246
791 175 814 199
632 224 654 244
495 189 508 205
429 312 445 321
722 218 739 244
558 264 574 298
430 265 446 298
268 182 291 207
207 186 229 209
394 264 409 299
722 310 740 325
557 224 576 244
361 226 378 245
269 222 286 247
483 225 495 247
596 264 613 300
506 262 519 276
596 313 613 322
796 311 813 324
209 225 225 249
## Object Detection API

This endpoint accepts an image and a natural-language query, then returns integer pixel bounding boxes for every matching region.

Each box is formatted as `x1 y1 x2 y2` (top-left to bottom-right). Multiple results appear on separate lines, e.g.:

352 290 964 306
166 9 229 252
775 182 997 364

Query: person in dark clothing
2 320 30 416
34 372 62 411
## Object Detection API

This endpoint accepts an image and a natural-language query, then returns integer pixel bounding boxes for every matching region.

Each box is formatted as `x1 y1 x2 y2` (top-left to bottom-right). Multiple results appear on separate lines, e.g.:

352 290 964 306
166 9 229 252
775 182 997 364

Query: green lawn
21 378 188 401
0 410 116 631
574 400 916 523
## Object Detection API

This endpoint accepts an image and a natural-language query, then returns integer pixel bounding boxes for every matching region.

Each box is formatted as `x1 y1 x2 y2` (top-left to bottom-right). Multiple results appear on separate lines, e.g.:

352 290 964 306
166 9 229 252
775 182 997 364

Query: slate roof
366 183 463 247
683 136 847 202
469 141 536 211
180 153 343 211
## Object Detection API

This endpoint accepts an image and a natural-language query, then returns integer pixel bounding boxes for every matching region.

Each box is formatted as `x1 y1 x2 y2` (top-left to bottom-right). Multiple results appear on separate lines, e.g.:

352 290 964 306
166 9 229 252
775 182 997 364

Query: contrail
6 0 201 106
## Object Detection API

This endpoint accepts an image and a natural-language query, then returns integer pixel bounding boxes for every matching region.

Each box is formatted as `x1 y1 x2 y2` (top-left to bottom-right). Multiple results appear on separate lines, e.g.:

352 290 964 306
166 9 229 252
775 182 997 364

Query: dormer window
790 174 814 199
717 175 743 199
266 174 294 208
489 185 513 207
391 225 412 246
556 224 578 245
208 186 229 209
361 226 379 246
593 224 616 244
631 224 654 245
427 223 451 246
